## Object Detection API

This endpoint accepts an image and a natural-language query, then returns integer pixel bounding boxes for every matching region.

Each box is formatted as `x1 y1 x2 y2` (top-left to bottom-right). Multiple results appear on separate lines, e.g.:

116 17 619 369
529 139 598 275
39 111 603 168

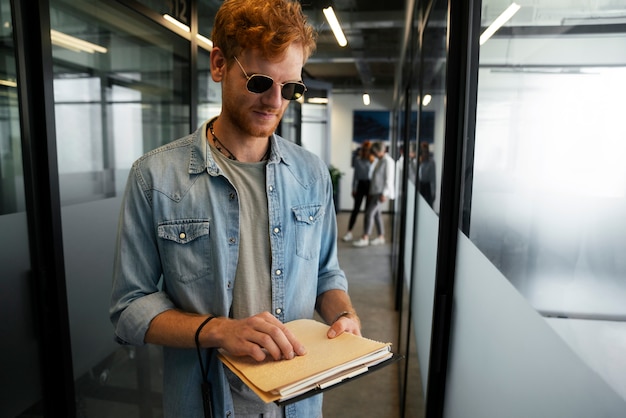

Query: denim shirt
110 121 347 418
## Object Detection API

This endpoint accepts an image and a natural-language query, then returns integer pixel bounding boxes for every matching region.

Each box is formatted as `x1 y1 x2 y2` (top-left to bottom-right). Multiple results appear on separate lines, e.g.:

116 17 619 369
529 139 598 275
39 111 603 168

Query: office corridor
322 212 421 418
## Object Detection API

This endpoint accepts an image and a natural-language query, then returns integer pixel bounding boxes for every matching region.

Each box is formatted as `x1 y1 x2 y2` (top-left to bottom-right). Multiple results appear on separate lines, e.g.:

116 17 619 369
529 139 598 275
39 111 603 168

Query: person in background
342 140 374 242
109 1 361 417
353 141 395 247
418 141 436 208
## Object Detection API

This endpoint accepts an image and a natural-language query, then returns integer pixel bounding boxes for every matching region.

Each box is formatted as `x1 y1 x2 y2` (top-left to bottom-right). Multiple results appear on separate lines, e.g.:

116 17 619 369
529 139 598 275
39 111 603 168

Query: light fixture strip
163 14 191 32
479 3 521 45
196 34 213 51
323 7 348 47
50 29 108 54
0 79 17 88
362 93 370 106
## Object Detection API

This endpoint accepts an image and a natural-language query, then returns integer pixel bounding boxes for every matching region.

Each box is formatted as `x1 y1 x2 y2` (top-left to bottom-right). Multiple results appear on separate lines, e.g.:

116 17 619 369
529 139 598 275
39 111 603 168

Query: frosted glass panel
463 0 626 413
471 1 626 321
412 194 438 390
445 231 626 417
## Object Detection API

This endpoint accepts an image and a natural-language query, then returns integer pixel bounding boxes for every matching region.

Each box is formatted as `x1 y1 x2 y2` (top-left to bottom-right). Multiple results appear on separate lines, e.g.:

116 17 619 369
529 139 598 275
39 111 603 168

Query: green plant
328 165 343 191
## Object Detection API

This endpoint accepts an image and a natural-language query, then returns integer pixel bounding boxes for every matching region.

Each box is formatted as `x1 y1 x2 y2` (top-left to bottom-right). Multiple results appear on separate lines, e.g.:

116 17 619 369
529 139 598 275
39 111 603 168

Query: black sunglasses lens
282 83 306 101
247 75 274 94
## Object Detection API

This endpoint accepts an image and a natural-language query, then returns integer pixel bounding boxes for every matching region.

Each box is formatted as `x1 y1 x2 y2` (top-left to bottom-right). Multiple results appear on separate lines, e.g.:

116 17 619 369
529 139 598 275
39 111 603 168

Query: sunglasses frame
233 56 307 101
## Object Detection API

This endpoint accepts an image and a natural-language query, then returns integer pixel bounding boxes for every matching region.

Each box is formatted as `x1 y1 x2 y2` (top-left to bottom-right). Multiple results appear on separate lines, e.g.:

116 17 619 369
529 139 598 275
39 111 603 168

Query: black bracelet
195 315 216 382
194 316 217 418
331 310 355 324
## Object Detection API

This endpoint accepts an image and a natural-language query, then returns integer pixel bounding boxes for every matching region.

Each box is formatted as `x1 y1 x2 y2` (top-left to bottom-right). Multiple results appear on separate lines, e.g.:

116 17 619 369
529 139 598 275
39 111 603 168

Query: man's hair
211 0 317 62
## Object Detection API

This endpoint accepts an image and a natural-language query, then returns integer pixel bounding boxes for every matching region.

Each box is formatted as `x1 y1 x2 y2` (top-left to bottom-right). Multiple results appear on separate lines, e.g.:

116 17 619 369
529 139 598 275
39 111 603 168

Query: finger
259 313 307 357
327 317 361 339
254 321 306 361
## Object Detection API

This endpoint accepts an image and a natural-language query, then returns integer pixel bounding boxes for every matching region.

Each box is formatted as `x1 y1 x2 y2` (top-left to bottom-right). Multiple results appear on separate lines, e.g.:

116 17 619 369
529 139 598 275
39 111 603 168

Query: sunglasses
233 56 307 101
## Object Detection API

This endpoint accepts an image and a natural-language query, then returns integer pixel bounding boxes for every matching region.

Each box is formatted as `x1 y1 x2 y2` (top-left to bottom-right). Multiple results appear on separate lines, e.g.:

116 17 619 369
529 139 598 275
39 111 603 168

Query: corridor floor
321 212 404 418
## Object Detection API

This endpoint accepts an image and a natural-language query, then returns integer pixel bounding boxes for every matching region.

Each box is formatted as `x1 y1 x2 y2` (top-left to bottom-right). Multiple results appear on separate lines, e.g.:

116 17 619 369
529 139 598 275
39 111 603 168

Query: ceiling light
0 79 17 88
323 6 348 47
422 94 432 106
479 3 521 45
50 29 108 54
362 93 370 106
196 34 213 51
308 97 329 104
163 14 190 32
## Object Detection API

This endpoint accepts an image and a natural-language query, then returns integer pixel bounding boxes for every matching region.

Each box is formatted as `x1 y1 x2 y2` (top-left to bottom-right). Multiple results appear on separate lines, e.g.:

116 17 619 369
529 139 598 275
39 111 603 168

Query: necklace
208 118 270 162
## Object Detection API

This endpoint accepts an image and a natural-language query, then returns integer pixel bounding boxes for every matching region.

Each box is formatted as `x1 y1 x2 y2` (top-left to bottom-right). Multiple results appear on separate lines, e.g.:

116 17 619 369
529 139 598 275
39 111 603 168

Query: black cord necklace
208 118 270 162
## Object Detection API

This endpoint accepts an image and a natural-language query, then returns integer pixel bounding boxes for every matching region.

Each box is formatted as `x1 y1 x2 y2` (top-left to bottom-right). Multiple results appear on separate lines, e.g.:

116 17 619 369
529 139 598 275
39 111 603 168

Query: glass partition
49 0 191 415
51 0 191 205
0 0 43 415
400 0 448 416
468 0 626 408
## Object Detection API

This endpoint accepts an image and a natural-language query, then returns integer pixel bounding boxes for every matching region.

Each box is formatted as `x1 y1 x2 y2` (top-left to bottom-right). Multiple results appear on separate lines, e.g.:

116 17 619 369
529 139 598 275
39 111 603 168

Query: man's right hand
209 312 307 362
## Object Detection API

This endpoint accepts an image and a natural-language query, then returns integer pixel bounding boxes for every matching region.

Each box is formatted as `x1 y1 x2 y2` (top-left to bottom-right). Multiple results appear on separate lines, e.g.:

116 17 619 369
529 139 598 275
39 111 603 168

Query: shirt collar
188 119 290 175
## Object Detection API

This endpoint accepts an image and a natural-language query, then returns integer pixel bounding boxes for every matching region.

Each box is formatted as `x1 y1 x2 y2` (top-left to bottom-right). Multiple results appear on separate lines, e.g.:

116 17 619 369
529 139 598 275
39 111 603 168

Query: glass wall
51 0 191 205
398 0 448 416
472 0 626 396
0 0 43 416
444 0 626 416
48 0 191 415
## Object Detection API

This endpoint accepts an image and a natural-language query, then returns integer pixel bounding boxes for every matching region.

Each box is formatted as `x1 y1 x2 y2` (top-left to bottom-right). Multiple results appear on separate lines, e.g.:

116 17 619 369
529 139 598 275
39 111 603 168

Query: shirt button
269 186 274 192
275 269 282 276
309 215 314 221
229 237 236 244
229 192 236 200
179 232 186 239
275 308 282 315
273 227 280 234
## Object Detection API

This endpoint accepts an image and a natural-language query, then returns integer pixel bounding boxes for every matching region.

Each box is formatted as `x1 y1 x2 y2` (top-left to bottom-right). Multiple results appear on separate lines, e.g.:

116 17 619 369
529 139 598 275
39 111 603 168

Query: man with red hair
110 1 361 417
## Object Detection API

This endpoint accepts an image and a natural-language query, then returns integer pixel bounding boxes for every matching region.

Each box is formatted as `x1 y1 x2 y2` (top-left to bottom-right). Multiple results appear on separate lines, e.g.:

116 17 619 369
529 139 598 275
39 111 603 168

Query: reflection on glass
51 0 190 205
472 2 626 320
198 46 222 125
1 0 44 415
0 23 22 215
49 0 191 416
401 0 447 416
471 0 626 404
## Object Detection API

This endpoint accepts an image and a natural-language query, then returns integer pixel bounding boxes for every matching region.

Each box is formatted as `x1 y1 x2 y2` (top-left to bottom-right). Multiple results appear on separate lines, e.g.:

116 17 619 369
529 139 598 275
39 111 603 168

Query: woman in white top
353 141 395 247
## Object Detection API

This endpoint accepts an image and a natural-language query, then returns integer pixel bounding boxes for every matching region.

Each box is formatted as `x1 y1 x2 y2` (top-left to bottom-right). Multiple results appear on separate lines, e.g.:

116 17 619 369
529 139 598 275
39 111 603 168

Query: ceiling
300 0 626 96
300 0 410 94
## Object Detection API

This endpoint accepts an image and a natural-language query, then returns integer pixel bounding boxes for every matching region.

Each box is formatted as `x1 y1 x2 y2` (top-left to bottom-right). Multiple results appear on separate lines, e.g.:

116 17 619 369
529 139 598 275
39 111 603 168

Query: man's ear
210 47 227 82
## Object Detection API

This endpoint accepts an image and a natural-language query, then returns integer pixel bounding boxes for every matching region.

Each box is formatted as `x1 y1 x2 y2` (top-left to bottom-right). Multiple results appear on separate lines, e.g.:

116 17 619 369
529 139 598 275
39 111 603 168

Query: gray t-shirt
211 143 283 416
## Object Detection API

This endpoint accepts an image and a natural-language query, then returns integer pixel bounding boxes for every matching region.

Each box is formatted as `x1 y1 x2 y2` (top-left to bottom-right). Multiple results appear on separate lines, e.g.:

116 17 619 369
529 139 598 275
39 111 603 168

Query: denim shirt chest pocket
157 219 211 283
292 204 324 260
